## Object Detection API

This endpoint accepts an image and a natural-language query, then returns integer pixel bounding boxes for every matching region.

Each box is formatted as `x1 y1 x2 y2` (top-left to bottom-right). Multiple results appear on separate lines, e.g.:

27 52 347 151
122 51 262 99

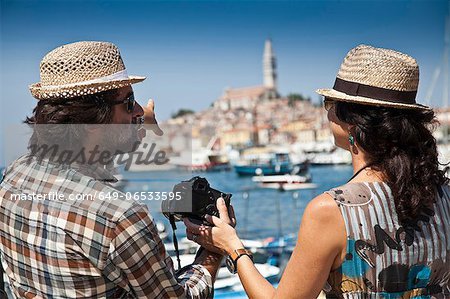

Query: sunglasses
111 93 136 113
324 99 336 111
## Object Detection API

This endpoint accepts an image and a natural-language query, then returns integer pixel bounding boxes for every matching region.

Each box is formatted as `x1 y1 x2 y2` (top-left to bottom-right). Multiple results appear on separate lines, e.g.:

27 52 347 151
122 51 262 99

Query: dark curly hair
24 89 119 161
334 101 448 225
25 88 118 125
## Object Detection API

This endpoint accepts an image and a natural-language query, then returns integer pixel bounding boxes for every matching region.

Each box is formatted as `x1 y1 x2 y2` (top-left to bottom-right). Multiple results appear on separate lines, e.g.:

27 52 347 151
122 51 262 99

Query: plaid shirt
0 155 212 298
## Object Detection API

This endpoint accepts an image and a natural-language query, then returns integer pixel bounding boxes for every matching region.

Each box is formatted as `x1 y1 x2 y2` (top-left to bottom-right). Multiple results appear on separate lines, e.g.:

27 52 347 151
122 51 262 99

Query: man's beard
101 124 142 155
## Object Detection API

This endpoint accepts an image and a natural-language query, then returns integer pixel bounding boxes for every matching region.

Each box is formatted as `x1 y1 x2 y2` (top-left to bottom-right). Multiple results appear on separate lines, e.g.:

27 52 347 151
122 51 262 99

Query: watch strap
230 248 253 263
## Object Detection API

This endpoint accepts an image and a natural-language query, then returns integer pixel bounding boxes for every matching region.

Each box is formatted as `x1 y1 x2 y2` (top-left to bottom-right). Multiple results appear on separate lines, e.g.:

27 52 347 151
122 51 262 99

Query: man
0 41 226 298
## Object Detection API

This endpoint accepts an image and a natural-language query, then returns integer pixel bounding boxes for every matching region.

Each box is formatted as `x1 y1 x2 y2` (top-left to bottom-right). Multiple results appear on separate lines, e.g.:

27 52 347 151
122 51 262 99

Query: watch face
225 256 236 274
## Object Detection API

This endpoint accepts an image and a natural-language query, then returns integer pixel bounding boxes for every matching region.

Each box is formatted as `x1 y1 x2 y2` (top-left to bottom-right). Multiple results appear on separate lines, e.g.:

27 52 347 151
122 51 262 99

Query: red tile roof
222 85 268 100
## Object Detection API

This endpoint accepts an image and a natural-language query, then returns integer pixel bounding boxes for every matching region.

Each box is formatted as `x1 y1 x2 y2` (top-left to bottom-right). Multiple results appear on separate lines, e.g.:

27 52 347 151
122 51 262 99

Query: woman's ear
347 125 359 154
347 125 355 133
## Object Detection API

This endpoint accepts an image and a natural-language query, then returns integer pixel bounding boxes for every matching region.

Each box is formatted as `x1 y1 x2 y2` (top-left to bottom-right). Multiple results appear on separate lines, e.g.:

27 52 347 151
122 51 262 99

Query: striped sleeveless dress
324 182 450 299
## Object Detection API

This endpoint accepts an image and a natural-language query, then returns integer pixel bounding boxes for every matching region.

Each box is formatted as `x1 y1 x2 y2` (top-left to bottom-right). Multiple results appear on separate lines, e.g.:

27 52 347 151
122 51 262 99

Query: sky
0 0 449 126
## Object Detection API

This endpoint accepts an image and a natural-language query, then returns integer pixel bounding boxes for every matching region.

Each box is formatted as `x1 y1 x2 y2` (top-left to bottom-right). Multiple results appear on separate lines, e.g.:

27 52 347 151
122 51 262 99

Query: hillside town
166 40 335 156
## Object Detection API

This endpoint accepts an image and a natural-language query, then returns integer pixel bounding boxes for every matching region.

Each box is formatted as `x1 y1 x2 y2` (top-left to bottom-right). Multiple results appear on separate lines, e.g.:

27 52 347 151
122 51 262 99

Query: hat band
41 69 130 89
333 77 417 104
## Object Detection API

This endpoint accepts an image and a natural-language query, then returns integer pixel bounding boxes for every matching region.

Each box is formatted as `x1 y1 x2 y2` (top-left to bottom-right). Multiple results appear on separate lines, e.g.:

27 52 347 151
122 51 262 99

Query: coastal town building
263 39 277 92
214 39 278 112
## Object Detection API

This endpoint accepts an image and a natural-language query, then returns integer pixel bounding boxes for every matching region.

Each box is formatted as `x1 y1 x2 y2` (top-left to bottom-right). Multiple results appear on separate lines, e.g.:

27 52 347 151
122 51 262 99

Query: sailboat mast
443 3 449 110
444 3 450 142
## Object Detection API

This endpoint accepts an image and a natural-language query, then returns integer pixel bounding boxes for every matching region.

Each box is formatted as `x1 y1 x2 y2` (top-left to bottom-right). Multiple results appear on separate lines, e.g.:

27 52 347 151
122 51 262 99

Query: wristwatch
225 248 253 274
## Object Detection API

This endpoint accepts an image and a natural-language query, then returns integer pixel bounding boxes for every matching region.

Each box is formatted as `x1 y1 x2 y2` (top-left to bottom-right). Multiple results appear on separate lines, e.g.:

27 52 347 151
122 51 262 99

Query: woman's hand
183 198 243 255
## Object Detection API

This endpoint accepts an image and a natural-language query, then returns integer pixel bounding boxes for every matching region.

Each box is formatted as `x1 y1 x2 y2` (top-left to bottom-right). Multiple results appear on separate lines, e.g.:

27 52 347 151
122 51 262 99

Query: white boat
170 253 280 290
257 182 317 191
169 253 197 267
215 263 280 290
304 146 351 165
170 136 231 172
156 221 169 241
241 238 266 250
252 174 316 191
252 174 310 184
165 238 199 257
170 150 230 172
126 162 176 172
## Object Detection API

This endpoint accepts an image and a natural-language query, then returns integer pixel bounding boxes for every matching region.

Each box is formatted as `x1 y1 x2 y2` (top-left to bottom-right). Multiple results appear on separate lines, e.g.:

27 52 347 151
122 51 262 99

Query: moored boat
170 253 280 291
252 173 316 191
234 148 306 176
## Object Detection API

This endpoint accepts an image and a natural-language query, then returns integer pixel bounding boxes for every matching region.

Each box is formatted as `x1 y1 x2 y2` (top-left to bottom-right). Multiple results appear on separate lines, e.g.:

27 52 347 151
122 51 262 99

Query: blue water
122 165 353 239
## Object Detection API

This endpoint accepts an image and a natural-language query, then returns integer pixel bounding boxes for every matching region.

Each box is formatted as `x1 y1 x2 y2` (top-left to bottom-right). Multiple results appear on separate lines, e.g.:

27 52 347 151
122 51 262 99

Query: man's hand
185 198 238 280
143 99 163 136
184 199 242 256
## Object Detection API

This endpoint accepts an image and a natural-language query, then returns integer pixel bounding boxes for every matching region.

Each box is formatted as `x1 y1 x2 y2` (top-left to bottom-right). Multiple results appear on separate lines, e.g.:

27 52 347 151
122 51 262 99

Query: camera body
162 176 232 225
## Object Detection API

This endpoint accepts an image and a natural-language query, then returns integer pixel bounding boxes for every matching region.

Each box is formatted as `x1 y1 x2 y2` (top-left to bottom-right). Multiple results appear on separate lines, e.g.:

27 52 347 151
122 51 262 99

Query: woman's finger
205 214 222 227
229 205 236 227
204 215 214 226
216 198 230 224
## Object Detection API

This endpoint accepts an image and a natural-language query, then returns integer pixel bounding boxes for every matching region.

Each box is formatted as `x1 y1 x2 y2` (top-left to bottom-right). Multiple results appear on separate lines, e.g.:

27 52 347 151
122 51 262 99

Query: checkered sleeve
108 203 213 299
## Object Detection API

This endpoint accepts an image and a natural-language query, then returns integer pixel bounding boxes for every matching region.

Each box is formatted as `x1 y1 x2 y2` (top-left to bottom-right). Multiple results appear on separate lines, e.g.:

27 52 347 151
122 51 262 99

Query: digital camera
162 176 232 225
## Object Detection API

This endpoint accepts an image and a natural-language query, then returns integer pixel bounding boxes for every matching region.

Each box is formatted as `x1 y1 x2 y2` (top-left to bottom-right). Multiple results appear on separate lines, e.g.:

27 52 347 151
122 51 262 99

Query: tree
287 93 311 106
171 108 195 118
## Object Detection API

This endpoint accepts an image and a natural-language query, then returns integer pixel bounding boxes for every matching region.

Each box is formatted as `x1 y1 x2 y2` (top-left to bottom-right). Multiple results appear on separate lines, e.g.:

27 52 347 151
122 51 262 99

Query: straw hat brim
29 75 146 100
316 88 430 110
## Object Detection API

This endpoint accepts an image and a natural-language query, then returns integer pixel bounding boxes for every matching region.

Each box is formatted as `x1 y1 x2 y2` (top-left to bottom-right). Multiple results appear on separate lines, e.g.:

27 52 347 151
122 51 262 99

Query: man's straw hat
316 44 430 110
29 41 145 100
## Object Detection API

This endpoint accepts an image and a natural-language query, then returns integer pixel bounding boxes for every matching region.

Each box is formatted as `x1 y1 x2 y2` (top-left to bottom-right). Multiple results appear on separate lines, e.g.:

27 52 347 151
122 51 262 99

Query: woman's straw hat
316 44 430 110
29 41 146 100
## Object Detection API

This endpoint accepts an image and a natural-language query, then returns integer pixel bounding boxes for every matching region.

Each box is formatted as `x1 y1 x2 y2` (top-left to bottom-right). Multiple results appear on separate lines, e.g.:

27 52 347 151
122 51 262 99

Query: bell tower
263 39 277 92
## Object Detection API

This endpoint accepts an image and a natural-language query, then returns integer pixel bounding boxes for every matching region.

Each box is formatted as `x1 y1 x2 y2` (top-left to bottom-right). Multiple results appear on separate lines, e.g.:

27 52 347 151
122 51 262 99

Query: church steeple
263 38 277 91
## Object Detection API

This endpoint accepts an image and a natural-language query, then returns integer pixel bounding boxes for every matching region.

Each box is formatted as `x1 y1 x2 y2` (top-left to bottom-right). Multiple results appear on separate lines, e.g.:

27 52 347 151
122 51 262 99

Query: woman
184 45 450 298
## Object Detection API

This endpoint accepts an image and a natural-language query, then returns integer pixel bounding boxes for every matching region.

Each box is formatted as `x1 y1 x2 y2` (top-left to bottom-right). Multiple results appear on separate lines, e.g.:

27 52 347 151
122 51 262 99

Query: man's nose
133 102 144 117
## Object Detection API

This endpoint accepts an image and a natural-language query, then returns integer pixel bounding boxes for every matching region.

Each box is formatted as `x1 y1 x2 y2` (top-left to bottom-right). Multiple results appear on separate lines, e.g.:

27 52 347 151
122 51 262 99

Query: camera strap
169 215 182 271
0 173 7 298
0 256 6 298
